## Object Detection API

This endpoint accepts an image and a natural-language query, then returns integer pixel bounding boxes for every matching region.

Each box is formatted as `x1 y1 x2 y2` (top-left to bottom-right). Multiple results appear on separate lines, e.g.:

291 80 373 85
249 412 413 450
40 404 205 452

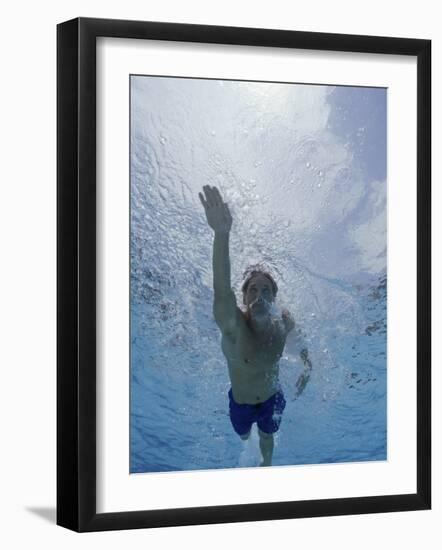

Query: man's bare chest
222 323 285 367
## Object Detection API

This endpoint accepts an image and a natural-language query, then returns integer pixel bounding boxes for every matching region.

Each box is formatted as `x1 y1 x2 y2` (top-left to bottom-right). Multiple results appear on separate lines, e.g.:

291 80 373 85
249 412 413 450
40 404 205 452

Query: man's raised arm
199 185 238 334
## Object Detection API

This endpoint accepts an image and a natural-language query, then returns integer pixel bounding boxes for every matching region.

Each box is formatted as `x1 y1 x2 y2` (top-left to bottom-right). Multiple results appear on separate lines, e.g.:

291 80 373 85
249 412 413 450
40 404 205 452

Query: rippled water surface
130 76 387 473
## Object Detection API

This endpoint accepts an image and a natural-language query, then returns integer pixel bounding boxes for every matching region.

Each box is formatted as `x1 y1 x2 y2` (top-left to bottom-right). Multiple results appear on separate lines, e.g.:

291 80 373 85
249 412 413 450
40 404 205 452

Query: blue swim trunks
228 388 286 436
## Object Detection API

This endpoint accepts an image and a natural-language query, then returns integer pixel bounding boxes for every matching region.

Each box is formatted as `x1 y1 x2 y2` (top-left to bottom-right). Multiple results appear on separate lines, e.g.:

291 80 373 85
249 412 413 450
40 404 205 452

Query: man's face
244 273 275 318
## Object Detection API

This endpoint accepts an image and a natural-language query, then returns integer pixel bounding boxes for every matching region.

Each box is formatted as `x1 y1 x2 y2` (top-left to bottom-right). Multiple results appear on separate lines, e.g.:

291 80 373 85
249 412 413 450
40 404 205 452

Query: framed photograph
57 17 431 532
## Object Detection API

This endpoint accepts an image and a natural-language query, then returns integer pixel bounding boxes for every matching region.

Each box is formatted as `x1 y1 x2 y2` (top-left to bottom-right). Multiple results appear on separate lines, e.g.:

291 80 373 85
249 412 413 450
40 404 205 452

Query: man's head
241 268 278 318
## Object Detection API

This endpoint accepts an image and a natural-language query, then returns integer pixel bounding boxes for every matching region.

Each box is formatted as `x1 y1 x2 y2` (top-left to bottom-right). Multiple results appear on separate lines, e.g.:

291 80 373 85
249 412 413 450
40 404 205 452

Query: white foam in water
238 426 281 468
269 302 284 319
238 425 261 468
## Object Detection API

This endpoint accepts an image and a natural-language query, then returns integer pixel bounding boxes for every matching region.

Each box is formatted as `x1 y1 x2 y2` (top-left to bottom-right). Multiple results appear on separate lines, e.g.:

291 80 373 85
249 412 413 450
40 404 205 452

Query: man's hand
281 309 295 333
199 185 232 235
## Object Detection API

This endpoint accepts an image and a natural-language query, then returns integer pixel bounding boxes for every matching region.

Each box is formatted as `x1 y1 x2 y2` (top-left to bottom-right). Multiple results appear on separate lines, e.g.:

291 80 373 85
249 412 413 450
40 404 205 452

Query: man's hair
241 266 278 297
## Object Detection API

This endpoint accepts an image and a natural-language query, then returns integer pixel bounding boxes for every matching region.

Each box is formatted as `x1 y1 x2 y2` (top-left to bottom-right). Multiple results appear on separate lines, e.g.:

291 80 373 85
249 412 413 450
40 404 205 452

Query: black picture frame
57 17 431 532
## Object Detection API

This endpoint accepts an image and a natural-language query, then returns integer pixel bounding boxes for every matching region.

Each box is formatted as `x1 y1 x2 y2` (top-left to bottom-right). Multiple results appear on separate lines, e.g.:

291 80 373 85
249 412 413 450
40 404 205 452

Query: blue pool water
130 76 387 473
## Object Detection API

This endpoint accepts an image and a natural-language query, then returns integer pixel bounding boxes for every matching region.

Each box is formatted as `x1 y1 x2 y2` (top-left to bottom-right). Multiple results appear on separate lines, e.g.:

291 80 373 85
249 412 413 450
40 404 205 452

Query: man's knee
239 430 251 441
258 428 273 440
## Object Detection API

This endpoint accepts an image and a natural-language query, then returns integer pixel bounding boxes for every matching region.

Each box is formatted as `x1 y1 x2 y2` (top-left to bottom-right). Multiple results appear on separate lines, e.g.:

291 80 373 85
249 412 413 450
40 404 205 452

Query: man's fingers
198 192 208 209
212 186 224 206
207 185 221 207
203 185 216 208
202 185 224 208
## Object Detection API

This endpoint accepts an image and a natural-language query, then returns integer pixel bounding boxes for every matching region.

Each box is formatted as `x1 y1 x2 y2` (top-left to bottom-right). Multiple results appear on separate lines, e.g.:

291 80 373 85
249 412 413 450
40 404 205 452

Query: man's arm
294 348 312 398
199 185 238 334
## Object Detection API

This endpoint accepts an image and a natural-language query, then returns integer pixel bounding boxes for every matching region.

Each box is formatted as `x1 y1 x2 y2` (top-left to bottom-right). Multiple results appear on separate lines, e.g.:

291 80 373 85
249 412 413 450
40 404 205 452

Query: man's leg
229 389 254 441
258 429 274 466
256 391 286 466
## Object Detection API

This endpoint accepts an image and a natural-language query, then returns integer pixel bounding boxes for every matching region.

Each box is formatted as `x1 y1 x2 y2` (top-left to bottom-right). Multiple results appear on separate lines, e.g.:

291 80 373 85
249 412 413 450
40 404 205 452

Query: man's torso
221 310 286 404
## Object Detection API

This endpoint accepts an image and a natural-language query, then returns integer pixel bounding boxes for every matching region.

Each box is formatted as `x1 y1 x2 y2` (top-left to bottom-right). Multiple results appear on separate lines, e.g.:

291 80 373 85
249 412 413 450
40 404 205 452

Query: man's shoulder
217 306 244 337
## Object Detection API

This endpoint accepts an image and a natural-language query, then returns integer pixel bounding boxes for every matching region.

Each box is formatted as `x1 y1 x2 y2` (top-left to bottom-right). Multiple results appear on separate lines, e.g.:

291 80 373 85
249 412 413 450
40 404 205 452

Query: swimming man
199 185 312 466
